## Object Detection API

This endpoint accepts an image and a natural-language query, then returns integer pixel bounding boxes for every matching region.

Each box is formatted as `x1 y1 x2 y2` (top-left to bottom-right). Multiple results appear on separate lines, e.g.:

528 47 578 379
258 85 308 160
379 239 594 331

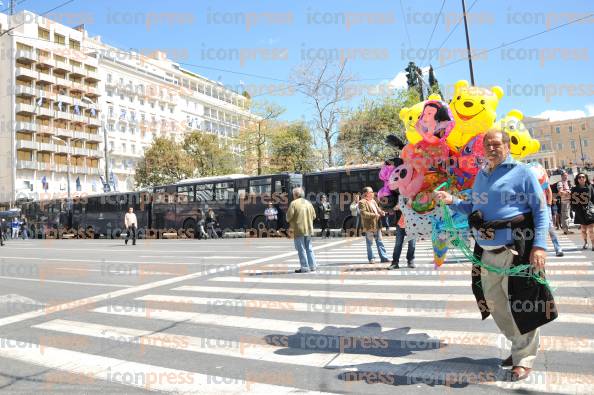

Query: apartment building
524 115 594 170
0 11 103 204
0 11 254 205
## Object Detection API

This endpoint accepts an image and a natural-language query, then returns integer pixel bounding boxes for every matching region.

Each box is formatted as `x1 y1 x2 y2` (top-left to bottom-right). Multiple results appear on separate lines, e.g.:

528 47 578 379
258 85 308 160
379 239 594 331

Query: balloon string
438 201 554 291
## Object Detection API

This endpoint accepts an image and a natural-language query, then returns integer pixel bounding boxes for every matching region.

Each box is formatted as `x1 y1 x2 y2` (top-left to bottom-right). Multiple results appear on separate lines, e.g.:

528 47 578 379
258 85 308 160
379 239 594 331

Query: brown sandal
509 366 532 381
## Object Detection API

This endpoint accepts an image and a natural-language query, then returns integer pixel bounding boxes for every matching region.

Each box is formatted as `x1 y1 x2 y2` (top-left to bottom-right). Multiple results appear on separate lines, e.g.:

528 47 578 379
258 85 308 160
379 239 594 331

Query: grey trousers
559 201 571 232
481 249 540 368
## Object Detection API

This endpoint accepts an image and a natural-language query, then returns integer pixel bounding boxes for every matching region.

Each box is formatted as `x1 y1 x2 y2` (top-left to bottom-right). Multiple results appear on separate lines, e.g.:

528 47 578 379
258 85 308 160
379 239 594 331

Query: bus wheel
252 216 267 238
183 219 197 239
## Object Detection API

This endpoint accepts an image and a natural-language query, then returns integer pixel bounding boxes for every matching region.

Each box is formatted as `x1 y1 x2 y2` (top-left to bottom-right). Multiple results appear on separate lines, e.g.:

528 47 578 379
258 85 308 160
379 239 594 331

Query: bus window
215 182 234 201
177 185 195 202
195 184 214 201
274 180 282 193
249 178 271 194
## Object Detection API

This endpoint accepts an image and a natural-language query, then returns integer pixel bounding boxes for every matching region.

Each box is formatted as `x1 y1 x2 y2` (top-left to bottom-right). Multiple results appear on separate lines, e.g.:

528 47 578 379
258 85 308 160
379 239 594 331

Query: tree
337 90 420 164
182 132 237 177
428 65 443 98
135 137 193 188
292 59 354 168
236 101 284 175
405 61 425 101
269 122 317 173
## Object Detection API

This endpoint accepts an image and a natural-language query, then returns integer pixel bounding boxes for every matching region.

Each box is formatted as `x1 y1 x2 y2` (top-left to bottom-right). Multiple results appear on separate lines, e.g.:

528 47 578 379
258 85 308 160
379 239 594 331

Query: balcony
37 162 53 171
35 107 54 119
56 94 73 105
16 140 38 150
15 121 36 133
70 82 85 93
54 76 70 88
16 50 37 63
72 131 88 140
53 61 71 73
15 85 35 97
86 132 103 143
54 110 72 121
72 147 90 156
37 72 56 85
87 167 101 175
85 69 100 81
15 67 37 81
37 142 55 152
71 114 86 124
88 117 101 127
36 124 55 135
36 89 56 102
70 65 86 77
87 148 103 158
86 86 101 97
37 56 55 68
55 164 69 173
55 128 74 138
15 103 35 114
16 160 36 170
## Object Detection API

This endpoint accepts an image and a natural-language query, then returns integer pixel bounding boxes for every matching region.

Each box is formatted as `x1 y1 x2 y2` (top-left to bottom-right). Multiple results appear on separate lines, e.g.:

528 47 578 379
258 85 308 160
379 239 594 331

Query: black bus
18 172 303 238
303 164 385 231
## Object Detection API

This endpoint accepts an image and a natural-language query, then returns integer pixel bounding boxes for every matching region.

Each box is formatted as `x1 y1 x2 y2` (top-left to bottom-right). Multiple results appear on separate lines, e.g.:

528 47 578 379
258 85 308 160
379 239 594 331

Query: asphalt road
0 231 591 394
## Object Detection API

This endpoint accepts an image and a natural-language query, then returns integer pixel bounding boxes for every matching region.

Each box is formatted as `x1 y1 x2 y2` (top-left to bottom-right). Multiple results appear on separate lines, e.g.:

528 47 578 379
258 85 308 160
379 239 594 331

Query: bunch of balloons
379 80 543 266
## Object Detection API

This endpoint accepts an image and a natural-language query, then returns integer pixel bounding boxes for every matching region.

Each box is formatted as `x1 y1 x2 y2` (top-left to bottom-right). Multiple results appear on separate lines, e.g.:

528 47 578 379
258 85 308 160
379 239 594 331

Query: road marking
0 239 350 329
54 267 182 276
0 275 132 288
0 337 333 394
93 306 594 354
210 276 594 288
135 294 594 324
171 285 593 306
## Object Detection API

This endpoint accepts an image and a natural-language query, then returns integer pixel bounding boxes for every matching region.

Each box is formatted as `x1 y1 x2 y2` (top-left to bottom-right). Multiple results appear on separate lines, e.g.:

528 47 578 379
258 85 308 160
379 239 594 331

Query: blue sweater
451 155 549 249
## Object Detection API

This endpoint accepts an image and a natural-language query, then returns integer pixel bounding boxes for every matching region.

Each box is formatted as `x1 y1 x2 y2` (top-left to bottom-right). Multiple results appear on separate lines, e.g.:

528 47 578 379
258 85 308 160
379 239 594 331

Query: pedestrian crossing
0 236 592 393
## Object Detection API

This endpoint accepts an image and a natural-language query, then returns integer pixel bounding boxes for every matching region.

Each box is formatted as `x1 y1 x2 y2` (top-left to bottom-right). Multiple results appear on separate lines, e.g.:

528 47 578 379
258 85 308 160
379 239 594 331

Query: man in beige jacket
286 187 317 273
359 186 390 263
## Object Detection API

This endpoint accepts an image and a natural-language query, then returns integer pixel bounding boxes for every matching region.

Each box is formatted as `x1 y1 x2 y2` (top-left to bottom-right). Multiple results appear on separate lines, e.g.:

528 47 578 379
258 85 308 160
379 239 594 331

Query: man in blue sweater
436 129 556 382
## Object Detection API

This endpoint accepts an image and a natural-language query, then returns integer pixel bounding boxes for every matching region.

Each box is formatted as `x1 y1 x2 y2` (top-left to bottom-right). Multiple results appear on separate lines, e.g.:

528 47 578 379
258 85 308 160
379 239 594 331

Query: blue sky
11 0 594 122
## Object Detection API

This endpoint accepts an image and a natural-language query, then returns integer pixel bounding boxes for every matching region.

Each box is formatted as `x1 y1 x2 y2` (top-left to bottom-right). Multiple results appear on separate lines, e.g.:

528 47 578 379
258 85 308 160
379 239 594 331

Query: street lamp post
51 136 80 201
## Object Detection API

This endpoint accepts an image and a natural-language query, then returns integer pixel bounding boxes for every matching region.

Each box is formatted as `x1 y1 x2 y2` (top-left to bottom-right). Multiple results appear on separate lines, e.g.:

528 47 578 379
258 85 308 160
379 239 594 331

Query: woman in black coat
570 172 594 250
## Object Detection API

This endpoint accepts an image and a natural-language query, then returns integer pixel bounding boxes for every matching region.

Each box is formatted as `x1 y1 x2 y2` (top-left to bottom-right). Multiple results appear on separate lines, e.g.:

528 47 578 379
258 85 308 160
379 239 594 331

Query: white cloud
387 66 430 90
533 104 594 121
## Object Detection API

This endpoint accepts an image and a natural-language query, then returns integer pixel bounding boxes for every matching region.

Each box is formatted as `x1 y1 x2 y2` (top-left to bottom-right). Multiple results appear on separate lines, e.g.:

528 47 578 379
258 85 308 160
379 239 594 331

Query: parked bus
303 164 390 231
17 172 303 238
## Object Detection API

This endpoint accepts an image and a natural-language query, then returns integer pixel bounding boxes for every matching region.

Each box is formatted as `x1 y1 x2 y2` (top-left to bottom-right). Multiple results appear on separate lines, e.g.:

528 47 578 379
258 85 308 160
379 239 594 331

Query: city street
0 233 591 394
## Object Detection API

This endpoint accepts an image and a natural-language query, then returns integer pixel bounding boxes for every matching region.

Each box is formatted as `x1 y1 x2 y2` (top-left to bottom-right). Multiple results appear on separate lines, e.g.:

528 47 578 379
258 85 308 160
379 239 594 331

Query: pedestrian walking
318 195 331 238
205 208 218 239
349 193 361 237
550 182 560 229
286 187 317 273
359 186 390 264
544 186 564 257
196 209 208 239
557 170 574 234
11 217 19 239
435 129 556 382
0 219 4 246
264 202 278 234
20 216 29 240
570 172 594 250
124 207 137 245
389 199 416 269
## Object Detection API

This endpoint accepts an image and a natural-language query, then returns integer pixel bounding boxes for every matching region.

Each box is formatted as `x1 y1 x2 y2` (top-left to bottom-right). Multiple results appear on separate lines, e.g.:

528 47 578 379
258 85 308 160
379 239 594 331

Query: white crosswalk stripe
0 235 592 393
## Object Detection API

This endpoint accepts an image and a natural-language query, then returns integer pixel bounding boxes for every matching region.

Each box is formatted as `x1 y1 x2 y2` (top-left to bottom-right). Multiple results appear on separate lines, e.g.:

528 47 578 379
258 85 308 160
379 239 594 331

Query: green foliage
269 122 317 173
134 137 194 188
337 90 419 164
183 132 238 177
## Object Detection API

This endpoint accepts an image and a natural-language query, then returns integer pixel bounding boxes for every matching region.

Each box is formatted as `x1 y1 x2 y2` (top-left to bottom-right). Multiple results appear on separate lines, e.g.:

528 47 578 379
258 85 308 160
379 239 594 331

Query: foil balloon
446 80 504 151
527 162 549 190
388 164 424 198
399 93 442 145
497 110 540 159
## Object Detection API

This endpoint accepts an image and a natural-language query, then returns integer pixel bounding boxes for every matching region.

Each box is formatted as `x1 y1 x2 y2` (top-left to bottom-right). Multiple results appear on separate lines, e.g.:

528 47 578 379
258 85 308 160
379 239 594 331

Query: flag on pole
57 101 63 111
74 105 80 115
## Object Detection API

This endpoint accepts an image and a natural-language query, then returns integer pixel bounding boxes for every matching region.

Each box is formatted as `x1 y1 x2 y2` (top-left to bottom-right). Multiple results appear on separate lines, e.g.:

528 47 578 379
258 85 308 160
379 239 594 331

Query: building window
555 127 560 134
131 144 136 154
557 143 563 150
107 90 113 97
120 124 126 133
570 140 576 150
38 28 50 40
122 143 127 152
107 74 112 83
69 39 80 50
582 123 586 130
54 33 65 45
569 126 573 133
584 139 589 147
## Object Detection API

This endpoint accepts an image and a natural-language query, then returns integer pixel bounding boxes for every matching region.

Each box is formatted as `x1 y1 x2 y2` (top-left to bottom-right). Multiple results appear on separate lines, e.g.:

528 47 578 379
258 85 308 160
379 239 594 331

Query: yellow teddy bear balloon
399 93 442 145
446 80 504 151
497 109 540 159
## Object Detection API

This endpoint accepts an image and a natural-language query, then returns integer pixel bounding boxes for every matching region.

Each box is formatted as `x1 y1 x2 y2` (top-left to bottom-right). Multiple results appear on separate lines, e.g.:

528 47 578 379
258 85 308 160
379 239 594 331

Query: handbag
585 186 594 222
